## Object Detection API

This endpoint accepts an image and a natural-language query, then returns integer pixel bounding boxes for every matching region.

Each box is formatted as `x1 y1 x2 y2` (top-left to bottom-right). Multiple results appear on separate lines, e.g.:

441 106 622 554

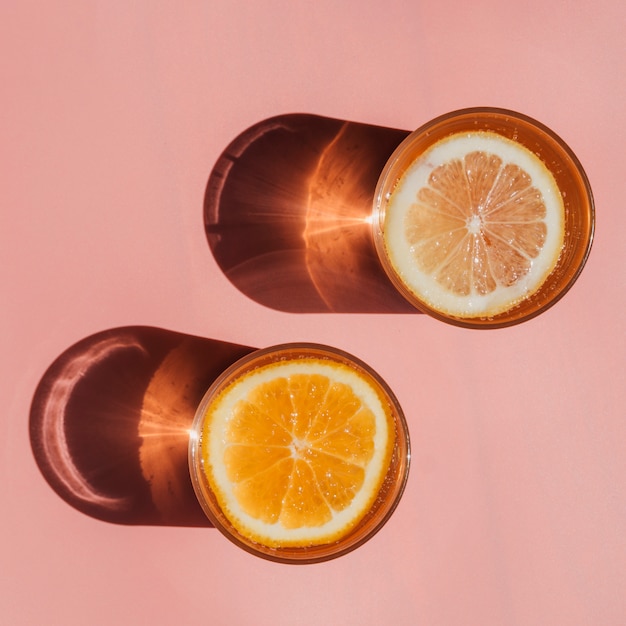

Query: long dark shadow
204 113 417 313
29 326 254 527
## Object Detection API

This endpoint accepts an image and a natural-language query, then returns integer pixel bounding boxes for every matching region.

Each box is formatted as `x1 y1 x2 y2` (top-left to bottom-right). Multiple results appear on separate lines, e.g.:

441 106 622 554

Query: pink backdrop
2 1 624 624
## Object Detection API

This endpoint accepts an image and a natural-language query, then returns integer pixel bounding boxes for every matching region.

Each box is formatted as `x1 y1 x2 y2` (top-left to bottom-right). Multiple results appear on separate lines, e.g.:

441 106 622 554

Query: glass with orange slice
188 343 410 563
373 107 595 328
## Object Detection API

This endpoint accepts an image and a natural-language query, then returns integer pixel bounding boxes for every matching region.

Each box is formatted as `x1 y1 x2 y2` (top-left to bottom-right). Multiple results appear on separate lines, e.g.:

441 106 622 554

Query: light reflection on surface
30 327 253 526
139 338 224 524
304 121 414 312
205 113 416 313
34 334 143 511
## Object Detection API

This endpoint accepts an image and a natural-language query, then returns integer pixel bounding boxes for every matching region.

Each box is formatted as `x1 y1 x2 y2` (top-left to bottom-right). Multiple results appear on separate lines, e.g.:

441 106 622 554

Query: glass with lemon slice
188 343 410 563
373 107 595 328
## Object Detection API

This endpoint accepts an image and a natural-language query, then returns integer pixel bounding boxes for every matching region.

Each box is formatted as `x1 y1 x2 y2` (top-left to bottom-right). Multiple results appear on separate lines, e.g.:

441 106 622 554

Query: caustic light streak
37 335 147 510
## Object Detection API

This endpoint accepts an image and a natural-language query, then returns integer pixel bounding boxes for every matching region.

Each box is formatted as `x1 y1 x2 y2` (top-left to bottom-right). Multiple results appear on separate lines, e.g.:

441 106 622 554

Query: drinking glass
188 343 411 563
372 107 595 328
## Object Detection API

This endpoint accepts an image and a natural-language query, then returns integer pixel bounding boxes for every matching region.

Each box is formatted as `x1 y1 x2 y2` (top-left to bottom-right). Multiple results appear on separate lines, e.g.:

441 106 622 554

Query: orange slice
382 131 565 318
197 356 395 547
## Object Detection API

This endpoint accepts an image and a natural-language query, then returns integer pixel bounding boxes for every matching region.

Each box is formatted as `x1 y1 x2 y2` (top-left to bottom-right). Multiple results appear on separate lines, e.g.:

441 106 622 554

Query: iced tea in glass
372 107 595 328
188 343 410 563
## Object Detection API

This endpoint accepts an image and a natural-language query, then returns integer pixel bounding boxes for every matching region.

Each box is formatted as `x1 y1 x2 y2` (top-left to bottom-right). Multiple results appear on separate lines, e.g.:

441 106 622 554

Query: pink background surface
2 1 625 624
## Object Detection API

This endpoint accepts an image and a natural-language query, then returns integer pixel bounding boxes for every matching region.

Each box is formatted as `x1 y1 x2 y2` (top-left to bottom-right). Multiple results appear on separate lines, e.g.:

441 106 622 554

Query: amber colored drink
372 108 595 328
188 343 410 563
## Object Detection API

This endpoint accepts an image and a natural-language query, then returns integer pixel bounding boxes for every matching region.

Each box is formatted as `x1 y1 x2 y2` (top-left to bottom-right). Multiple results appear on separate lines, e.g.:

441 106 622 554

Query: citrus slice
197 355 396 548
382 131 566 318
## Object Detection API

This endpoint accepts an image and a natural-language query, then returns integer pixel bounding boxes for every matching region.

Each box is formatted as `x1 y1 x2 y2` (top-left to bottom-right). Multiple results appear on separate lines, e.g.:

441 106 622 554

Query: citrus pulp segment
381 131 566 318
198 357 396 548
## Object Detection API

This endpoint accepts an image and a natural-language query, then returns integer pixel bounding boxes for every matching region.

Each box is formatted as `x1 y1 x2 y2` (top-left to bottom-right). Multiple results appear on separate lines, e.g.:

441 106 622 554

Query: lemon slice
196 355 396 548
382 131 565 318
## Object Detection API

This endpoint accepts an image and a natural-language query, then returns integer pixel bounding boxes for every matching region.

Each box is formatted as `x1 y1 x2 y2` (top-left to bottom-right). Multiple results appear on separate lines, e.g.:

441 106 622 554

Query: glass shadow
204 113 417 313
29 326 254 527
